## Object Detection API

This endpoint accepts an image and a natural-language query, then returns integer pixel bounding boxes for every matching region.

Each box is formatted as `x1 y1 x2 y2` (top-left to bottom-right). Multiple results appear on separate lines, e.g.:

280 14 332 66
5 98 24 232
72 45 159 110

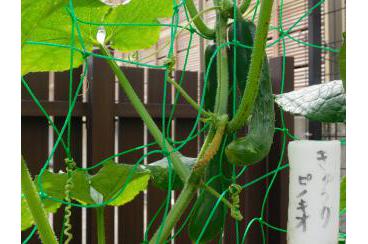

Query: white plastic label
287 140 341 244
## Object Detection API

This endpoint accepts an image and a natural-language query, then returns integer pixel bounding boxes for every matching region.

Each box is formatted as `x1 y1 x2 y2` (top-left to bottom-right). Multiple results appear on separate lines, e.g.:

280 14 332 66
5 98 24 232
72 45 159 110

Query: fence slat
146 69 171 240
118 67 145 243
87 54 115 244
266 57 294 244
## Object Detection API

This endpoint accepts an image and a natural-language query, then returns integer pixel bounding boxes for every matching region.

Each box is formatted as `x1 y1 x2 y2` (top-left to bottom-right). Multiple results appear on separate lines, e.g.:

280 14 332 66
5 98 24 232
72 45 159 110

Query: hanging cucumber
225 20 275 166
188 44 232 242
203 44 218 112
228 18 253 108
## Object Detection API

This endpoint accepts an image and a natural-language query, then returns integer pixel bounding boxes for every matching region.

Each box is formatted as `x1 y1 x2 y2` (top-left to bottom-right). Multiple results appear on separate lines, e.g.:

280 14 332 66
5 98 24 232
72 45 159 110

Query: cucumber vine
21 0 275 243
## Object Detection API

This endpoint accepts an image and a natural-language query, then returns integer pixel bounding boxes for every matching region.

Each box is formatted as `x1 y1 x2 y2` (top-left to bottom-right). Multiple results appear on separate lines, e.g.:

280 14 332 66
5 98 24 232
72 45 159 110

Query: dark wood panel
146 69 171 241
117 65 145 244
266 57 294 244
86 53 115 244
21 101 87 117
119 67 144 102
22 72 49 100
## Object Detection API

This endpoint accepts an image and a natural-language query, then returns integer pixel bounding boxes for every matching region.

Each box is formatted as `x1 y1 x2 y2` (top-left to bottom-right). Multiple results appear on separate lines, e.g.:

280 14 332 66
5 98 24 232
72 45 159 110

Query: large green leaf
106 0 173 52
340 176 346 211
275 80 346 123
22 162 150 231
340 32 346 90
90 161 150 206
21 0 65 46
21 0 172 74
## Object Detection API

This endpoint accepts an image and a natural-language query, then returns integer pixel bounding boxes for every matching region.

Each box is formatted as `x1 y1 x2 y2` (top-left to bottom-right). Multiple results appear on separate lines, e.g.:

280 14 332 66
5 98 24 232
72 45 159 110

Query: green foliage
90 161 150 206
21 0 172 74
21 161 150 231
275 80 346 123
340 32 346 90
340 176 346 211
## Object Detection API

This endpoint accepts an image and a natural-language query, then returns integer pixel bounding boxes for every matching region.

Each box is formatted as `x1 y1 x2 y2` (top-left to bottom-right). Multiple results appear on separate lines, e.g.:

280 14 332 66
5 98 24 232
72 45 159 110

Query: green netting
21 0 345 243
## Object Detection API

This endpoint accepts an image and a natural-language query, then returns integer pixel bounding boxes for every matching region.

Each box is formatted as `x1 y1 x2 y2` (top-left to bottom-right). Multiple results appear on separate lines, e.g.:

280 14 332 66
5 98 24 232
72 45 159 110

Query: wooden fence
21 56 294 244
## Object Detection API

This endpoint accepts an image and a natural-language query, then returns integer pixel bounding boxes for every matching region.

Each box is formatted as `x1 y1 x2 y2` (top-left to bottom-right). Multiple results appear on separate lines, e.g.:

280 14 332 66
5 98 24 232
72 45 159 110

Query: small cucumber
225 20 275 166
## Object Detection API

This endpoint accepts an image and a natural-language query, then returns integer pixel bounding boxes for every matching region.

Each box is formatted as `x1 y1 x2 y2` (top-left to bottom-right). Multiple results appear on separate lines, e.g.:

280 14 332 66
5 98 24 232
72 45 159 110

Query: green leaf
21 0 108 74
21 0 172 74
90 161 150 206
21 0 65 46
275 80 346 123
340 32 346 90
340 176 346 211
106 0 173 52
145 155 196 190
22 162 151 230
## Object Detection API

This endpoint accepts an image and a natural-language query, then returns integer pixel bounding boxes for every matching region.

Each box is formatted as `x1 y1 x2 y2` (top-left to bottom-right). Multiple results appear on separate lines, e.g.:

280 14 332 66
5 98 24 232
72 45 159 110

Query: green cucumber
228 18 253 106
225 20 275 166
188 44 232 243
188 147 230 242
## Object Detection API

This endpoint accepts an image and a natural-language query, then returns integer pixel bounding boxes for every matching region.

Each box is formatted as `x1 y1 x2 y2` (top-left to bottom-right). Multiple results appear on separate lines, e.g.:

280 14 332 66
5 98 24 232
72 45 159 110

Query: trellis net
21 0 345 243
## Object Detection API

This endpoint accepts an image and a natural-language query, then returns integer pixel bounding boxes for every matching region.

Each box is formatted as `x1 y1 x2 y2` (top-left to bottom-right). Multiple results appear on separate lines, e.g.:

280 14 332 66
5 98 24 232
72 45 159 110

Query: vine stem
201 184 233 209
227 0 275 132
239 0 252 14
21 156 58 244
185 0 215 39
96 207 106 244
167 76 212 118
99 44 190 182
149 183 197 244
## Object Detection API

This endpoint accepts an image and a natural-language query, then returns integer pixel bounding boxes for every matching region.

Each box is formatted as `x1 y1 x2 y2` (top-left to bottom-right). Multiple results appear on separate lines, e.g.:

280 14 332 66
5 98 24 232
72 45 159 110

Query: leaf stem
201 184 233 209
227 0 275 132
21 156 58 244
99 44 190 182
239 0 252 14
96 207 106 244
167 76 213 118
185 0 216 39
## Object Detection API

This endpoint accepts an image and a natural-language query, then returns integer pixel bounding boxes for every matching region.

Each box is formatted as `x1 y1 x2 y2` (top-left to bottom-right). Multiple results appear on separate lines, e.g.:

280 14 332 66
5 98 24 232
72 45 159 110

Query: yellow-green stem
185 0 216 39
21 156 58 244
227 0 275 132
99 44 190 182
97 207 106 244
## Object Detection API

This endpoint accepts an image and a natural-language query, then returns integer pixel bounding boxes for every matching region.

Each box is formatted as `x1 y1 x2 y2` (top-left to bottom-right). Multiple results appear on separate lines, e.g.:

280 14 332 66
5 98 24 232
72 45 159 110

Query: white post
287 140 341 244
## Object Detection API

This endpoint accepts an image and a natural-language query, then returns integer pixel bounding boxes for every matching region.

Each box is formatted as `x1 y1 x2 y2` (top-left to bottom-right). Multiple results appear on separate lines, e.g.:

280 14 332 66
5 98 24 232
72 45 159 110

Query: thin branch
167 76 213 118
240 0 252 14
99 44 190 182
185 0 216 39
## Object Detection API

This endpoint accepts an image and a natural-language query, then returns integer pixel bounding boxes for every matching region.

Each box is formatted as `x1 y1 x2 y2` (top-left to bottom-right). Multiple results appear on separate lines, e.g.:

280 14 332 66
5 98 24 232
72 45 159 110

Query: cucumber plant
21 0 277 243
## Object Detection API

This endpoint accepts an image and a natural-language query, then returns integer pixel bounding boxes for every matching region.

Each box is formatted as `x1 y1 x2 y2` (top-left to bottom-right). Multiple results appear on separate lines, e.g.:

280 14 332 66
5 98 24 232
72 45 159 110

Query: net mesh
21 0 345 243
